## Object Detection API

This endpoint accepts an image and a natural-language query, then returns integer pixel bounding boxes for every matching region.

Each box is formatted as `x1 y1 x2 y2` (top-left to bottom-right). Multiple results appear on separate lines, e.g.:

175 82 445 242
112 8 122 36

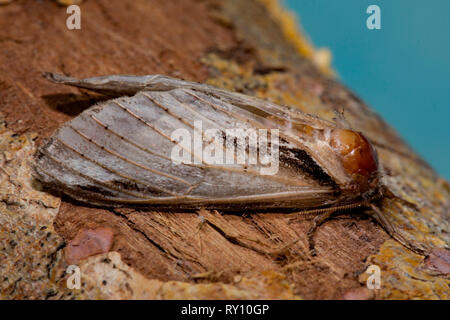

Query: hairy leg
369 204 427 255
307 210 335 256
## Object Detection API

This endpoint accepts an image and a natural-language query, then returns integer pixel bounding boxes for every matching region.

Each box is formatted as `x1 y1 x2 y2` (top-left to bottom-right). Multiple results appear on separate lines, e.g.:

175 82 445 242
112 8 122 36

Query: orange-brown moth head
329 128 380 193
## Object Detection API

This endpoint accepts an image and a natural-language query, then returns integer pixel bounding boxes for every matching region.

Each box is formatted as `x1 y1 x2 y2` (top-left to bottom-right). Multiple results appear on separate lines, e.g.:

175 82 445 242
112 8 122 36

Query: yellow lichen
257 0 334 76
361 240 449 299
74 252 300 299
56 0 82 5
201 53 335 121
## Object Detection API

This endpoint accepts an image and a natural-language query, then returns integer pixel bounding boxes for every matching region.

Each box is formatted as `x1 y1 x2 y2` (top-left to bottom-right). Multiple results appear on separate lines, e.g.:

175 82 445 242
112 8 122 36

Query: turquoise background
285 0 449 179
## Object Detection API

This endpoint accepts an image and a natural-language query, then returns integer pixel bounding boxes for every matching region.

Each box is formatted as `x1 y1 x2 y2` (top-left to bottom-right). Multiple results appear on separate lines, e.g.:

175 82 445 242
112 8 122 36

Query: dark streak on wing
278 144 337 188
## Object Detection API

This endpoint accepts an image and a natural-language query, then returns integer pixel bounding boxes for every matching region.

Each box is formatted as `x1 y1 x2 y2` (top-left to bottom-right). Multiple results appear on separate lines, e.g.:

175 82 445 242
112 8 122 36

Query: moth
34 72 424 255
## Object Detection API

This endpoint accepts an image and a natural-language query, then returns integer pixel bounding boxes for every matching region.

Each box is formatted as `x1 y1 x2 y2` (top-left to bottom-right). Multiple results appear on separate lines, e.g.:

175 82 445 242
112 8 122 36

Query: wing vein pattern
35 87 338 208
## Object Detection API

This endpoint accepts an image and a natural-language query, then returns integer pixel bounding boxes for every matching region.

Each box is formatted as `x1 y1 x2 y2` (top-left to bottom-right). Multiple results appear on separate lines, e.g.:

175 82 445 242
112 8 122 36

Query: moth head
329 128 380 193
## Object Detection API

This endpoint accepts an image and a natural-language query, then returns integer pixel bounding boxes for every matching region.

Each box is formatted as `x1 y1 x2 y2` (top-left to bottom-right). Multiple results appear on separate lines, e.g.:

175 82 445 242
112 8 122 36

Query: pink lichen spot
423 248 450 276
342 287 375 300
65 227 114 264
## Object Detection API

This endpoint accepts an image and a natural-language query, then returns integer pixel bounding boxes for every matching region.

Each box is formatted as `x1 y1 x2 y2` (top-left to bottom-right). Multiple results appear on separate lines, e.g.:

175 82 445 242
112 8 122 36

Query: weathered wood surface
0 0 448 299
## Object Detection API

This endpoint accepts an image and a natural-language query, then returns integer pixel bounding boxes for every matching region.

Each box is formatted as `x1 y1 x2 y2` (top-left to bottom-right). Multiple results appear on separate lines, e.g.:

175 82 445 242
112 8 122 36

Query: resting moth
33 72 426 255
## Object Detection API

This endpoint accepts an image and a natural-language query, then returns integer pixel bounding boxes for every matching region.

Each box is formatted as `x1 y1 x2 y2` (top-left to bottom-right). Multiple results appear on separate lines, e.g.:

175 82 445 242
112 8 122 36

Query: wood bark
0 0 448 299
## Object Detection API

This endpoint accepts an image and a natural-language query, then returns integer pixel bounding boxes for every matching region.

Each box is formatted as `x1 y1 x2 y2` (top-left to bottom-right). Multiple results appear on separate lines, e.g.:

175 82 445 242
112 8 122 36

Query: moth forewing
40 74 441 258
35 73 431 256
35 73 382 210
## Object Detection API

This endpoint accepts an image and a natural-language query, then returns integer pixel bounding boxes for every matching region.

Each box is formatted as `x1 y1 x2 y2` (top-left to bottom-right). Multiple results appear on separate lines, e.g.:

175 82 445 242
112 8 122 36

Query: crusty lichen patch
201 52 331 118
0 120 60 224
360 240 449 300
257 0 333 76
61 251 300 299
0 115 64 299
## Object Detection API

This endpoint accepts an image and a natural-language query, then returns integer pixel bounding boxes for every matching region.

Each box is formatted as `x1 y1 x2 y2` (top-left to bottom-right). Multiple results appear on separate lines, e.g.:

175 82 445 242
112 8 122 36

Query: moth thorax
329 128 380 192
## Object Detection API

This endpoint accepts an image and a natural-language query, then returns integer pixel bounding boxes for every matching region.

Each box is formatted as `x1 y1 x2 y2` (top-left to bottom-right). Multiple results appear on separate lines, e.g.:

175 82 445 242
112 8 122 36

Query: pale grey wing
34 88 338 209
44 73 336 129
44 73 352 185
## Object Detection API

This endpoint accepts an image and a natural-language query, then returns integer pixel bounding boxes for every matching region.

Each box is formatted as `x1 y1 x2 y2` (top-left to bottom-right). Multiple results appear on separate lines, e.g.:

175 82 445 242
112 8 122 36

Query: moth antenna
369 140 431 169
307 209 336 257
381 186 419 211
332 107 352 129
369 204 428 255
289 200 371 220
289 201 373 257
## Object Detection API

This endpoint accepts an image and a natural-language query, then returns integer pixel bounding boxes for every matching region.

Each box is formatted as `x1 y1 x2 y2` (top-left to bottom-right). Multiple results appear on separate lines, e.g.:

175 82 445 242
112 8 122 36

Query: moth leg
43 72 209 96
193 215 207 256
381 186 419 211
369 204 427 255
307 210 336 256
332 108 352 129
198 211 278 256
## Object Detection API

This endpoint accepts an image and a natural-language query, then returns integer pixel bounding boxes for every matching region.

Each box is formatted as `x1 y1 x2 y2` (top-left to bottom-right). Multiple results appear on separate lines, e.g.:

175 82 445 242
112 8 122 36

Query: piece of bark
0 0 448 299
65 227 114 265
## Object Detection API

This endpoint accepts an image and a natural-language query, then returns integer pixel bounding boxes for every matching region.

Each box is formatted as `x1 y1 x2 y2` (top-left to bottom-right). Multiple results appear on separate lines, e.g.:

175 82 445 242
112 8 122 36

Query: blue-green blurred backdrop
285 0 449 179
